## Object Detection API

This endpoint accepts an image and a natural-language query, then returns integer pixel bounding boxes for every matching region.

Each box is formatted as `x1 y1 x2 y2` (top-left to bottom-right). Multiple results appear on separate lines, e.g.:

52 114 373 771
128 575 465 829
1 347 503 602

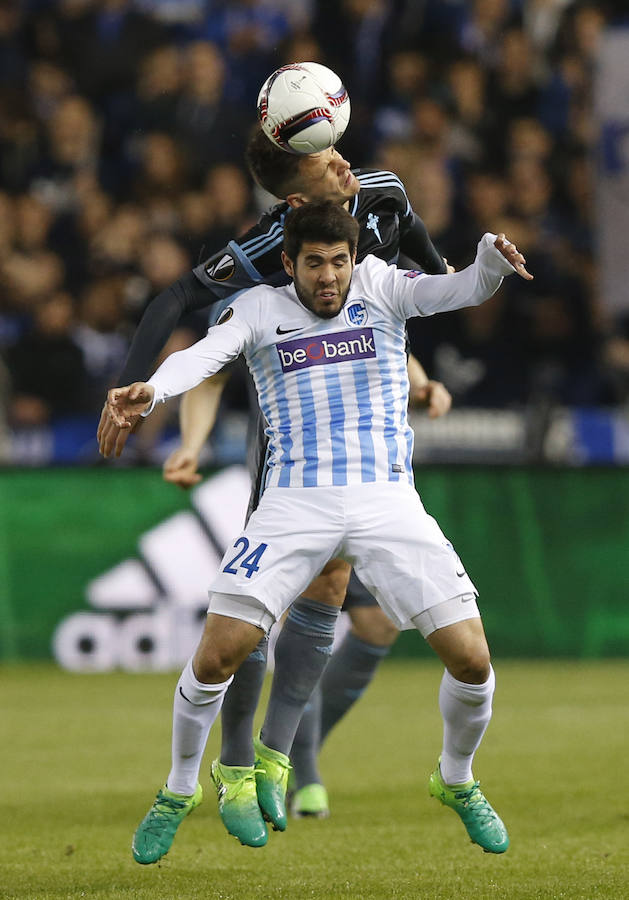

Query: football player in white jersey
106 201 532 864
103 126 455 833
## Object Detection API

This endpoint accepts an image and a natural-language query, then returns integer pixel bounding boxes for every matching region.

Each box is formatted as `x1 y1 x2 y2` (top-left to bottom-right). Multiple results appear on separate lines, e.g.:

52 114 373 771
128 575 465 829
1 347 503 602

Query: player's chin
316 300 342 318
344 174 359 195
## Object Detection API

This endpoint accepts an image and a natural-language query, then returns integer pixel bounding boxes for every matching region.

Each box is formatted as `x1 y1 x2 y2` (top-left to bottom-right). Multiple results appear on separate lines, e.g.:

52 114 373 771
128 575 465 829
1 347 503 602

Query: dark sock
288 682 323 789
319 631 390 745
219 635 268 766
261 597 339 756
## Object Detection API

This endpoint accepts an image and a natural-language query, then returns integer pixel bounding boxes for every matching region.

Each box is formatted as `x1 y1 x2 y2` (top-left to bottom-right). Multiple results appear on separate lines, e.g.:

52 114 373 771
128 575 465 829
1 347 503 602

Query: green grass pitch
1 660 628 899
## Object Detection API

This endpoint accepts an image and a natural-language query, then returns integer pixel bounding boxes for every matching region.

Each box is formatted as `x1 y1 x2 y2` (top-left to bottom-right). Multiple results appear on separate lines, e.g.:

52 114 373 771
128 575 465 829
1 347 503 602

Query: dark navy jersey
118 169 445 383
193 169 445 321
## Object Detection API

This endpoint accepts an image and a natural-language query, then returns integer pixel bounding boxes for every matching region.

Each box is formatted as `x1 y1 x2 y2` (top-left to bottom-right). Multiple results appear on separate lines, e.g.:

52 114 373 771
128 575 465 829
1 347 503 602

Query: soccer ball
257 62 351 155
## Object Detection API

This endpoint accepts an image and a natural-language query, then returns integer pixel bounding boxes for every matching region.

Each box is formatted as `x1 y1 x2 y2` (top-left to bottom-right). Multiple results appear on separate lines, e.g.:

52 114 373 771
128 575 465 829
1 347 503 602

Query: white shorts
209 482 478 633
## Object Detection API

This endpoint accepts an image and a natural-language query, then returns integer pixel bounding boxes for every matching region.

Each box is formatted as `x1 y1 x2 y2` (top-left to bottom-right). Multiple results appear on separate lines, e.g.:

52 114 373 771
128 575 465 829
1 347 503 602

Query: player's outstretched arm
97 273 219 458
397 232 533 320
163 373 229 489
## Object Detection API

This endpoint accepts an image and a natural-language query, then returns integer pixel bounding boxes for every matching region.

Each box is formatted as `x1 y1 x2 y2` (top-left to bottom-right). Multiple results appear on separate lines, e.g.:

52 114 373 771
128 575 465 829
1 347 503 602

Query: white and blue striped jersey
147 235 515 489
120 169 446 385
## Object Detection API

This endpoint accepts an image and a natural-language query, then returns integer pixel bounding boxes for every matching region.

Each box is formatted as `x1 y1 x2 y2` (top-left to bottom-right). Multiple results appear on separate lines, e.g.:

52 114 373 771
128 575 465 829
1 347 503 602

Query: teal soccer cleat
291 782 330 819
132 783 202 864
253 735 292 832
429 762 509 854
211 759 268 847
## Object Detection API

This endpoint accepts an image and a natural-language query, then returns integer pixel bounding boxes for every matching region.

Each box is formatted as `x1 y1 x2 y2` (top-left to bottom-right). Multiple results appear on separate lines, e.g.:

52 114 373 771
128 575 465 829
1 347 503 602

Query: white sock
166 658 233 795
438 665 495 786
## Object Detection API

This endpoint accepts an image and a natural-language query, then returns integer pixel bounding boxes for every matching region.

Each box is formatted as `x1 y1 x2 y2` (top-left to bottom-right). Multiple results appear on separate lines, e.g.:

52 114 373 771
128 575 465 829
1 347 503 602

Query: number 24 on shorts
222 537 269 579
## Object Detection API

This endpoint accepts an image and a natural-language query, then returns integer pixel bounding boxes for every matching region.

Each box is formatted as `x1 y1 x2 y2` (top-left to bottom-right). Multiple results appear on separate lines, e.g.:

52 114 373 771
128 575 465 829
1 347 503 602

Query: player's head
245 128 359 208
281 200 359 319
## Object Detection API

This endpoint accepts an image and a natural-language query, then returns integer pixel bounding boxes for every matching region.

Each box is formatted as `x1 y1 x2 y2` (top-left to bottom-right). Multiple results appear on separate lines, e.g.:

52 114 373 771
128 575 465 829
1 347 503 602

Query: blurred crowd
0 0 628 461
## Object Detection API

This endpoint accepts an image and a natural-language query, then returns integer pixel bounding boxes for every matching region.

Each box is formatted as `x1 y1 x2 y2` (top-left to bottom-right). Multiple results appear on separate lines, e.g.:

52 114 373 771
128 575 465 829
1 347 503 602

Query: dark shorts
343 569 377 609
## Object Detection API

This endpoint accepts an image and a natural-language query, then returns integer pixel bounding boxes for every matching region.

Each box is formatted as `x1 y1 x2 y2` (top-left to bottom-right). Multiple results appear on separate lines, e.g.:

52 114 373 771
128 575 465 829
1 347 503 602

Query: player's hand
443 257 456 275
97 401 141 458
163 447 202 489
102 383 154 448
494 233 533 280
411 380 452 418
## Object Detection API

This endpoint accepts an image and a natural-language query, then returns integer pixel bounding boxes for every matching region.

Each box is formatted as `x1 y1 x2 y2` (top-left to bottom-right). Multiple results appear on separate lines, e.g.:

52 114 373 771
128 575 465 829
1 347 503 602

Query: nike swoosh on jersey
276 325 301 335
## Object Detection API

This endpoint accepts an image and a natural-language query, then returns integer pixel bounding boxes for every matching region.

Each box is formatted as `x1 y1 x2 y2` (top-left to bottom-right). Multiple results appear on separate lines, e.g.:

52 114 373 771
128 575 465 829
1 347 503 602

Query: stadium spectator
6 290 87 425
188 0 293 105
50 0 167 106
73 275 130 411
132 44 182 137
171 41 250 179
28 94 102 213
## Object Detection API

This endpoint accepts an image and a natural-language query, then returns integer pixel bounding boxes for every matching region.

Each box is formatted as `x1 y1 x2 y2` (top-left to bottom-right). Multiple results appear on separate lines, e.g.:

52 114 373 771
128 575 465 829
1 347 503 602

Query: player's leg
320 589 398 745
207 485 346 842
213 423 273 783
289 574 397 818
132 611 266 863
255 558 349 828
346 481 508 854
419 612 508 854
218 635 268 766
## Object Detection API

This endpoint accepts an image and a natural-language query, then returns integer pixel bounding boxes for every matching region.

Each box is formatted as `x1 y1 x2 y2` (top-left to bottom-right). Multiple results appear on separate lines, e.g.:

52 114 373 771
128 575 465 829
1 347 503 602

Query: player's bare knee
193 645 238 684
449 648 491 684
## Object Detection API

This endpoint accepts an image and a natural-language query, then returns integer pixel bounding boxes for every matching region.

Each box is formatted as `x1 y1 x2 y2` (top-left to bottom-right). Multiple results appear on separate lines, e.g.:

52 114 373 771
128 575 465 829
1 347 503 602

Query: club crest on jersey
205 253 235 282
366 212 383 243
277 327 376 373
344 299 368 327
404 269 422 279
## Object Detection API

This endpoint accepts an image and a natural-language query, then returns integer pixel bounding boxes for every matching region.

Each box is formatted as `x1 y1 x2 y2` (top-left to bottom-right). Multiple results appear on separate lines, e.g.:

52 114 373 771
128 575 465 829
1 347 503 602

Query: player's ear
286 192 307 209
281 250 295 277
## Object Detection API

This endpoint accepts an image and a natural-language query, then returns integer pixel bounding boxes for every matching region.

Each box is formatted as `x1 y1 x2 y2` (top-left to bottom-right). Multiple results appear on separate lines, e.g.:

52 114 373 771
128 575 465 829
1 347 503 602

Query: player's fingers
96 403 108 443
99 416 119 457
432 395 452 418
508 248 534 280
164 470 201 490
428 384 452 418
516 262 534 280
163 449 195 472
98 413 110 454
106 400 129 429
414 385 428 402
114 425 131 458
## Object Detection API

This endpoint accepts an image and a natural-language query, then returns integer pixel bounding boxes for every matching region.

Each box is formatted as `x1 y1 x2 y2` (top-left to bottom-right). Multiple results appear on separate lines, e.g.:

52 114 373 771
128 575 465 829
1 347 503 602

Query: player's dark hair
245 127 304 198
283 200 359 261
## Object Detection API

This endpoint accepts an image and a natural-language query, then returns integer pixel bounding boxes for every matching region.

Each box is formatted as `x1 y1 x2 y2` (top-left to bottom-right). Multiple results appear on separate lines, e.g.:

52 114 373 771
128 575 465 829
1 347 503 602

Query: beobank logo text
277 328 376 372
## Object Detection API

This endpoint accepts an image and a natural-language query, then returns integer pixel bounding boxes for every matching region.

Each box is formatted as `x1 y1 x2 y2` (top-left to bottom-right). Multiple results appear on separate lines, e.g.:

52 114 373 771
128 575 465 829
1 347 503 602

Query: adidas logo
52 466 251 673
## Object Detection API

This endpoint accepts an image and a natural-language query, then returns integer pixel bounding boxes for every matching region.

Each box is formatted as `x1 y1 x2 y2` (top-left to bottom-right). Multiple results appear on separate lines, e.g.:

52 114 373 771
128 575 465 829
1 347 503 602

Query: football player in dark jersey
100 128 453 848
98 129 449 456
